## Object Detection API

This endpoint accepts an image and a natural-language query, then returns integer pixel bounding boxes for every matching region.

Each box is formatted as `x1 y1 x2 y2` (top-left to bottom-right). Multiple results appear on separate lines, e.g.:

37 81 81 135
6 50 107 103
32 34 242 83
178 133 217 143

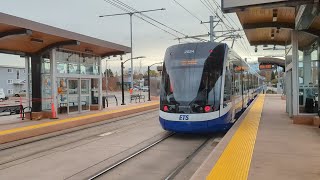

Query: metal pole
130 14 134 90
231 38 235 48
106 60 108 95
148 66 151 101
317 39 320 116
121 62 125 105
210 16 214 42
25 56 30 108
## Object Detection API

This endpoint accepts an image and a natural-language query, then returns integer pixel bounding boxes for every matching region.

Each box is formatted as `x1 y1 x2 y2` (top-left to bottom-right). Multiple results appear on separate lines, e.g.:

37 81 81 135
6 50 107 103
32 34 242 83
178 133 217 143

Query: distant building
0 65 26 96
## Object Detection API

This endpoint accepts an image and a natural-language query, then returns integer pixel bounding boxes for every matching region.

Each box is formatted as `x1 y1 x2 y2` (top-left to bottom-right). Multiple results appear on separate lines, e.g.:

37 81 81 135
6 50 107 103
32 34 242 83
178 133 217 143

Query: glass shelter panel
41 58 51 110
57 78 67 114
81 79 90 111
298 41 319 114
68 79 79 113
81 96 90 111
55 49 100 75
53 49 101 114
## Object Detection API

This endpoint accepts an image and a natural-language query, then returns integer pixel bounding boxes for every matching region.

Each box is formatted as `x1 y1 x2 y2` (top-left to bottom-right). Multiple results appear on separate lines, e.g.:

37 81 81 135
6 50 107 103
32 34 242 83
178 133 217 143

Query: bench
130 94 145 103
0 105 31 120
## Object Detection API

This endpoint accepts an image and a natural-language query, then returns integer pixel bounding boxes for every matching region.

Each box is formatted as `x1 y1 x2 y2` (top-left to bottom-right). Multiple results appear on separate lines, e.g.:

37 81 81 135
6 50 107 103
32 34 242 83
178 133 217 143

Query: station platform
191 94 320 180
0 100 159 144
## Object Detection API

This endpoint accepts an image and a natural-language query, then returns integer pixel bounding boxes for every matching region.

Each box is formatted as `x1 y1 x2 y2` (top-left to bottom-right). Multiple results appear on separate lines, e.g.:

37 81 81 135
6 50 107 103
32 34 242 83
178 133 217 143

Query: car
0 89 6 101
141 86 149 92
14 90 26 97
0 91 7 101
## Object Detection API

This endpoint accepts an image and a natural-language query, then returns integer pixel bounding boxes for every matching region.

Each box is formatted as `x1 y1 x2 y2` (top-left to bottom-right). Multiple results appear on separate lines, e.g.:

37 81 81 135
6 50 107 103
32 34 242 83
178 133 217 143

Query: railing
105 95 118 107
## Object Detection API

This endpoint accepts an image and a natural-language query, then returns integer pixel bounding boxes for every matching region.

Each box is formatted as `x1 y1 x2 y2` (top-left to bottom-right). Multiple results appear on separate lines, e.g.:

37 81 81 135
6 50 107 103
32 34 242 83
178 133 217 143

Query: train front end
159 42 231 133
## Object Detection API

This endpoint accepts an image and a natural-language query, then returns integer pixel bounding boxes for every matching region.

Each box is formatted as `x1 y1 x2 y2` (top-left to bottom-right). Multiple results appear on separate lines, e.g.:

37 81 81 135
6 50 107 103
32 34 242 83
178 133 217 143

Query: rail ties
164 137 211 180
87 132 175 180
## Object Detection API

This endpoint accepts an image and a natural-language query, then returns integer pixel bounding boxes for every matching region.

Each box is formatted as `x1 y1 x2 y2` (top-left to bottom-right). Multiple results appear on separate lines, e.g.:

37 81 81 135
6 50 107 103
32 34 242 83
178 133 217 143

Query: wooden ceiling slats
237 6 319 48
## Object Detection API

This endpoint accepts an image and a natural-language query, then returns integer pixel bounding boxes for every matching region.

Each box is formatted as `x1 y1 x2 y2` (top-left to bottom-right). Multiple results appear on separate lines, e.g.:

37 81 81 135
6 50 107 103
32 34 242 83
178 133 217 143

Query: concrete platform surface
249 95 320 180
0 100 159 144
191 94 320 180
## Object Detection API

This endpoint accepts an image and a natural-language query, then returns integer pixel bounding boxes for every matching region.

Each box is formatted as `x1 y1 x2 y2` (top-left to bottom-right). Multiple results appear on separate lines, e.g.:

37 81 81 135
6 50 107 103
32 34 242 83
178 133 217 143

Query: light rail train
159 42 263 133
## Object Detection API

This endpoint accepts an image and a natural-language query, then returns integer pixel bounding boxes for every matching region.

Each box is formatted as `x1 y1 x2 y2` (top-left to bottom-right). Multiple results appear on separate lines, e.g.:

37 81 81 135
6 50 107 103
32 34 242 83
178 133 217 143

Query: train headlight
204 106 211 113
163 105 169 112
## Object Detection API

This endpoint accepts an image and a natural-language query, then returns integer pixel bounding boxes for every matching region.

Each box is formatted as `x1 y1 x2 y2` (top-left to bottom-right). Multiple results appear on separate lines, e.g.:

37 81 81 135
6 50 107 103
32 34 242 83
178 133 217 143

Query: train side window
224 66 232 102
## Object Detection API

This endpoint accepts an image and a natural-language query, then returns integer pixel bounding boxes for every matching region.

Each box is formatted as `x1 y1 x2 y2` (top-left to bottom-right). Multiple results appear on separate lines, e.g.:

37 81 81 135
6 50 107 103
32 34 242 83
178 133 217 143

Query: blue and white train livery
159 42 263 133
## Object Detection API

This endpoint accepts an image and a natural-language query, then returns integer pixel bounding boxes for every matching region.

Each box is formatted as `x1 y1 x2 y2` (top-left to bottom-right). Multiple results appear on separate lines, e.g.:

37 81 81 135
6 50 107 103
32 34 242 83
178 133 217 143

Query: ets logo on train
179 115 189 120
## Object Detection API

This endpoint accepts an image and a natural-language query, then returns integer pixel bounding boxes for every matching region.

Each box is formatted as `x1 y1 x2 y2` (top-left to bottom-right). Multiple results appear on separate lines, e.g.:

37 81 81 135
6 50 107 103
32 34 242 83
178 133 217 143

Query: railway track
88 132 175 180
0 110 158 167
0 109 157 151
87 133 214 180
164 138 211 180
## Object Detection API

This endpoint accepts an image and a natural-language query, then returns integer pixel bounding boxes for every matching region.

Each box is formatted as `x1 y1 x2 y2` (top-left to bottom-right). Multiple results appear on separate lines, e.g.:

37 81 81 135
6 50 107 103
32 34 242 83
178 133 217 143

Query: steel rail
164 137 212 180
88 132 175 180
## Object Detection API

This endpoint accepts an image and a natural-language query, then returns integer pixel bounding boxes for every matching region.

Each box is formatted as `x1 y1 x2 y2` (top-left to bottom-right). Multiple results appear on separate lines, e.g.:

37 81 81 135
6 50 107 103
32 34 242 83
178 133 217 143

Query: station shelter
258 57 285 93
0 12 130 118
222 0 320 121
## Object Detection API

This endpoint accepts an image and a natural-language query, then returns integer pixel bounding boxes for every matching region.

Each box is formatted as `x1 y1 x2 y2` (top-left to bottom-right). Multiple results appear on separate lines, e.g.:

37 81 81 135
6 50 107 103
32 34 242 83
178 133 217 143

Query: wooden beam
36 40 80 55
243 22 295 30
0 29 32 39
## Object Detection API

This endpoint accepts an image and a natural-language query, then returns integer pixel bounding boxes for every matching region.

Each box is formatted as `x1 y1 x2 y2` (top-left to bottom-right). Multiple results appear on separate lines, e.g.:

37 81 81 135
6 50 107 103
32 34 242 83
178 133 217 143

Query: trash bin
102 96 106 108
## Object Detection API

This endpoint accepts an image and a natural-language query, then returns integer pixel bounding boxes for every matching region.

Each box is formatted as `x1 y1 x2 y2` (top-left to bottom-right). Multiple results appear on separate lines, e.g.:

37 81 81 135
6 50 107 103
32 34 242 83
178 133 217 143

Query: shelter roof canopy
236 5 319 49
0 12 131 57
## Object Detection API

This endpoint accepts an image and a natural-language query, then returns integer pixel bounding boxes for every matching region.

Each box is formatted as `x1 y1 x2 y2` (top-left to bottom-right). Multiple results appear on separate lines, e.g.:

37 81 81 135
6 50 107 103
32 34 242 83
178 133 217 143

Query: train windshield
161 43 226 113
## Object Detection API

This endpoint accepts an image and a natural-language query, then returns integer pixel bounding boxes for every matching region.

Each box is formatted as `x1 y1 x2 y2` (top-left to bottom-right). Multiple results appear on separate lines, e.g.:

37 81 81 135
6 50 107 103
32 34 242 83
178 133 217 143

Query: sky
0 0 283 73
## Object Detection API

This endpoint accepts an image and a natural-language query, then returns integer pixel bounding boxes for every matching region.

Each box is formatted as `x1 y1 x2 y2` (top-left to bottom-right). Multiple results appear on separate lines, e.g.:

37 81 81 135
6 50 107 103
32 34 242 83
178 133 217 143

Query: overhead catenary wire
110 0 192 38
109 0 207 42
172 0 209 32
200 0 251 56
103 0 182 39
211 0 242 30
204 0 218 14
199 0 234 31
210 0 252 55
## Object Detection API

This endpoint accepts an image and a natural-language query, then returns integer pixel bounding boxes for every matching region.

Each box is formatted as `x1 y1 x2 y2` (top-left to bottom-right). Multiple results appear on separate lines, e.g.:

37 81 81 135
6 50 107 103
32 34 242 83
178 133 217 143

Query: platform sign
234 66 248 72
259 64 273 70
222 0 288 12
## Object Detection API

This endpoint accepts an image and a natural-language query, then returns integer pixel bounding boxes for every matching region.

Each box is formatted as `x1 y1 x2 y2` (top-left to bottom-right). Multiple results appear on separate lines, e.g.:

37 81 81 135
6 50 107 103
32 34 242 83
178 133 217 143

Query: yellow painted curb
207 94 265 180
0 102 159 136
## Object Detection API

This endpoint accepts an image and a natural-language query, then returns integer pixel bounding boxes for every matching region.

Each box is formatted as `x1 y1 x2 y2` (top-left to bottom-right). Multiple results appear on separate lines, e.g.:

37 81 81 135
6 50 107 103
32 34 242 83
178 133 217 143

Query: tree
134 73 144 79
144 70 159 77
105 69 114 77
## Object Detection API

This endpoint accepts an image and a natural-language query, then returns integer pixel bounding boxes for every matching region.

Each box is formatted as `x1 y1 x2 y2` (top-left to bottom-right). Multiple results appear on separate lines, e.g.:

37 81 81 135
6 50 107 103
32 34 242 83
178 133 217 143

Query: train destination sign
259 64 273 70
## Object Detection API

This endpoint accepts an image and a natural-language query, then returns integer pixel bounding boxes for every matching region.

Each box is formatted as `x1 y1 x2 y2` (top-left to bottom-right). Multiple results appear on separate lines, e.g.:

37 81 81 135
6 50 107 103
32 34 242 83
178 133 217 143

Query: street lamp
99 8 165 90
147 62 163 101
121 56 146 105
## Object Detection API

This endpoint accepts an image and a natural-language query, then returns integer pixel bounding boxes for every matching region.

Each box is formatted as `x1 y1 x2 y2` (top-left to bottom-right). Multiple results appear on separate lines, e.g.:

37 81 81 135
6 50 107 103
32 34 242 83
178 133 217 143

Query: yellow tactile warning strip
0 102 159 136
207 94 265 180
